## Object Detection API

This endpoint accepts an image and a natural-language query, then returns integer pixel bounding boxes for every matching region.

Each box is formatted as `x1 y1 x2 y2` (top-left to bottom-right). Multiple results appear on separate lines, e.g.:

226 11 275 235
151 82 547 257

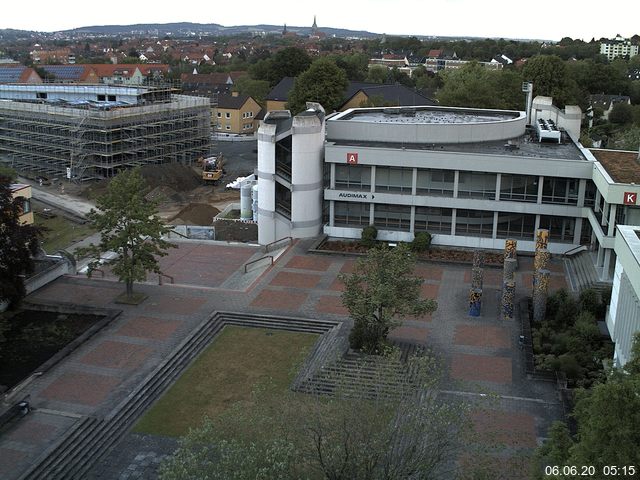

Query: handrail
562 244 587 258
158 273 174 285
264 236 293 253
244 255 273 273
168 228 189 239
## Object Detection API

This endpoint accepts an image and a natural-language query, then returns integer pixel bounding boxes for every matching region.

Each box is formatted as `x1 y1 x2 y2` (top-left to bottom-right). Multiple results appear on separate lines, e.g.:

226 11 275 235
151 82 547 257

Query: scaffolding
0 91 211 180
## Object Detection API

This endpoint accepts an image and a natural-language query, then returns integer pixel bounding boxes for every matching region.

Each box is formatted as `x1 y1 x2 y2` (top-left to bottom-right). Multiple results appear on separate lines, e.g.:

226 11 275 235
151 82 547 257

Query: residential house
214 92 262 134
10 183 33 225
0 65 43 84
600 35 639 61
265 76 295 112
590 94 631 120
339 83 437 110
90 64 170 85
39 65 99 83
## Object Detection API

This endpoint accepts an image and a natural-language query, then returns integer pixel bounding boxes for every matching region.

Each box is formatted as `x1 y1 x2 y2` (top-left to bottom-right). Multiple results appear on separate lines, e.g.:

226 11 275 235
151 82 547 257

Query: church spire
312 15 317 30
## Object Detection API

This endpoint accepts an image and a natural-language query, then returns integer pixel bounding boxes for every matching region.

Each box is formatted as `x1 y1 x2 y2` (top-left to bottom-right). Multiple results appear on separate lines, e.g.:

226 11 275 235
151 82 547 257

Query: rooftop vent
535 118 561 144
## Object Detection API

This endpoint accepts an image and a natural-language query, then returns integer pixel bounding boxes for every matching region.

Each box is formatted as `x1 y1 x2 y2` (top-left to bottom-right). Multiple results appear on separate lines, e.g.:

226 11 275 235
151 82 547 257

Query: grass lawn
133 325 317 437
35 212 95 253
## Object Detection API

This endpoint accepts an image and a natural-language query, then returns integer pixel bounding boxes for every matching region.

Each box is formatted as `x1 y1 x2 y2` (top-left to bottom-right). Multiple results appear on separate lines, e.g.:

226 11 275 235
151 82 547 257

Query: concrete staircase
564 251 611 295
294 341 425 400
20 312 341 480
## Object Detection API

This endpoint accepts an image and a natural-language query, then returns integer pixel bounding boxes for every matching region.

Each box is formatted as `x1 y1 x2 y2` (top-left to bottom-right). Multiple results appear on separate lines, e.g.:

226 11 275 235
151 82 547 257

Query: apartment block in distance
0 84 211 179
600 35 639 60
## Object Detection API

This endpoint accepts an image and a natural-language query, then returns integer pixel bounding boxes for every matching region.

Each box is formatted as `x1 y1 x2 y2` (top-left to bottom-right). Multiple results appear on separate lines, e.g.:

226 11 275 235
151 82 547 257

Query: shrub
360 225 378 248
579 289 600 317
411 232 432 252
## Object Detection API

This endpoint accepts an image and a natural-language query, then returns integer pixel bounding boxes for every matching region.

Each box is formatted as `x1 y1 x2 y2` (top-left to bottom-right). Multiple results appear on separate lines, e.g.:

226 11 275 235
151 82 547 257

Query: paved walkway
0 240 566 479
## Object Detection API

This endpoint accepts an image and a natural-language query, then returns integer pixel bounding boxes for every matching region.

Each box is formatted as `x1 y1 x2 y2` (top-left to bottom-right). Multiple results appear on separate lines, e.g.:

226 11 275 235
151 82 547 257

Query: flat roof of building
590 149 640 184
329 134 587 161
333 105 521 125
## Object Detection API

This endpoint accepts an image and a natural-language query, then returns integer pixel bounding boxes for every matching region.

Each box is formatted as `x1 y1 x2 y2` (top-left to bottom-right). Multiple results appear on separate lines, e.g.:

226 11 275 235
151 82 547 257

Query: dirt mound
170 203 220 226
139 163 201 192
145 185 185 204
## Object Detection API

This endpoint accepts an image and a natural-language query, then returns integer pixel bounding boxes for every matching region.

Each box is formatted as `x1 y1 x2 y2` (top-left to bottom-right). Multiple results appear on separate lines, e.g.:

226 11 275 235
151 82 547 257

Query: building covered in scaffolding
0 84 211 180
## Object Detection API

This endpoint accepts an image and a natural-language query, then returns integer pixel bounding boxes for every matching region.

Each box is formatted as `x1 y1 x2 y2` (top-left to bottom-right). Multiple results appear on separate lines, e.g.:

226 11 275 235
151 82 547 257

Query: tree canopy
340 244 437 354
535 332 640 478
78 168 173 297
287 58 349 114
522 55 585 108
159 350 471 480
0 176 43 309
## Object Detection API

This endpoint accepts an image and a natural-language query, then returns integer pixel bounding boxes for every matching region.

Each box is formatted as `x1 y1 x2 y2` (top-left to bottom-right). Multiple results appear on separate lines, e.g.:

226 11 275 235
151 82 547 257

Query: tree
609 102 633 125
287 58 349 114
521 55 585 108
534 333 640 479
340 244 437 354
365 65 389 84
267 46 311 85
160 350 471 480
232 76 270 106
0 176 43 309
78 168 173 298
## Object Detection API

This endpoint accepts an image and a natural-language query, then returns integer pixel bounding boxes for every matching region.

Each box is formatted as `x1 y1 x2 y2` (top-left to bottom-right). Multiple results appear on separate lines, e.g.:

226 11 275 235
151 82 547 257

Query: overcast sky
1 0 637 41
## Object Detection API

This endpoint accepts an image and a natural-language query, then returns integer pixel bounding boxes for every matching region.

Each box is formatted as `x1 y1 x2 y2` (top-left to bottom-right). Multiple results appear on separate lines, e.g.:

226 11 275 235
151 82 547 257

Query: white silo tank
240 183 252 220
251 184 259 223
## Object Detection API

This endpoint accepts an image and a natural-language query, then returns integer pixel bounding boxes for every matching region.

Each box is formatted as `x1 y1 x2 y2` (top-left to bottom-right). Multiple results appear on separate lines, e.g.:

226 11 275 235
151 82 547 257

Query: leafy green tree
267 46 311 85
609 102 634 125
160 350 471 480
522 55 585 108
287 58 349 114
365 65 389 84
232 76 270 106
332 53 370 81
78 168 173 298
534 333 640 479
0 176 43 309
340 244 437 353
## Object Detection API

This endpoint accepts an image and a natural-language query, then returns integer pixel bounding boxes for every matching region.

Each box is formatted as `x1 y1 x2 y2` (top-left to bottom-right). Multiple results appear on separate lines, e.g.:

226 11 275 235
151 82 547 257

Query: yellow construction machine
201 154 225 184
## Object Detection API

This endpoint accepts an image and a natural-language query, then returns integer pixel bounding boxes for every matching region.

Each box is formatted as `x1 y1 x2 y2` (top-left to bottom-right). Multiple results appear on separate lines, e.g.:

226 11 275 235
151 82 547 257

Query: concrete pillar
495 173 502 201
504 238 517 262
492 211 498 239
469 288 482 317
535 229 549 251
330 163 336 189
451 209 457 236
596 245 604 267
574 217 583 245
537 175 544 204
410 205 416 234
453 171 460 198
577 179 586 207
411 168 417 196
370 165 376 193
329 200 335 227
502 280 516 321
602 249 612 281
533 269 550 322
608 204 617 236
503 257 517 282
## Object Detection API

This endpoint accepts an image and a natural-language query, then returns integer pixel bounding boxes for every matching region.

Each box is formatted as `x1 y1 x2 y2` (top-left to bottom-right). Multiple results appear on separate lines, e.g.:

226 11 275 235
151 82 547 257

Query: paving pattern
0 240 566 479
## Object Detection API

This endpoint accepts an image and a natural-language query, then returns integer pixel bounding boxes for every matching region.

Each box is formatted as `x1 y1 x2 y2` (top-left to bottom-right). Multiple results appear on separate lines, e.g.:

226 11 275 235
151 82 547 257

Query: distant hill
63 22 379 38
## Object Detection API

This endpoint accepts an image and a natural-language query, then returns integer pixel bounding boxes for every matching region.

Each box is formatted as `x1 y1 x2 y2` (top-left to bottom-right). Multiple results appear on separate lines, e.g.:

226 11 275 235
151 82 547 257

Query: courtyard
0 238 567 479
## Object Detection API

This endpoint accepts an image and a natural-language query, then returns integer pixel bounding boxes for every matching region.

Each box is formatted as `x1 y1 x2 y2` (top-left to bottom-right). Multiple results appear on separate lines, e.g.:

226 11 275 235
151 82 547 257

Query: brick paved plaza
0 238 566 479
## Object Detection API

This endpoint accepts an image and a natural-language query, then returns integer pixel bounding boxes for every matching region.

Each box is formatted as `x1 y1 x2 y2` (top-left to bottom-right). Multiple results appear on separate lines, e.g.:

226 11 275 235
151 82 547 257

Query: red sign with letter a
624 192 637 205
347 152 358 165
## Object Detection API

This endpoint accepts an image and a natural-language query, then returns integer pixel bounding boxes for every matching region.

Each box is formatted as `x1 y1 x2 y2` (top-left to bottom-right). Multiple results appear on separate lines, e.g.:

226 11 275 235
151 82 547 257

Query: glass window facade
414 206 452 234
457 171 497 199
375 167 413 193
373 204 411 231
416 169 454 197
542 177 578 205
496 213 536 240
334 201 369 227
455 209 494 237
500 174 538 202
539 215 575 243
335 165 371 191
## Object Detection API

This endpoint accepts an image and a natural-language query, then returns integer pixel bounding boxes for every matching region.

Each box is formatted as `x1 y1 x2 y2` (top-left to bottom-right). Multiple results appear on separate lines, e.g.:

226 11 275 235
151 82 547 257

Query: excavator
200 154 225 184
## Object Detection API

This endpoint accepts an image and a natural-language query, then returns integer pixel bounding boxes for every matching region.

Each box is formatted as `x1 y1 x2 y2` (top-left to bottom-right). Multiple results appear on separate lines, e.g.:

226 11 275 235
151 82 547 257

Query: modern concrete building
607 225 640 367
0 84 211 180
257 104 325 244
600 35 639 61
257 99 640 287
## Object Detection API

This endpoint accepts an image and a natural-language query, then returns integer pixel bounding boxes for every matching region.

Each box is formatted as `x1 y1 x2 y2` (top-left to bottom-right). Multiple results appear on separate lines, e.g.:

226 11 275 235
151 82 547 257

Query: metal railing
244 255 273 273
264 236 293 253
158 273 174 285
562 244 587 258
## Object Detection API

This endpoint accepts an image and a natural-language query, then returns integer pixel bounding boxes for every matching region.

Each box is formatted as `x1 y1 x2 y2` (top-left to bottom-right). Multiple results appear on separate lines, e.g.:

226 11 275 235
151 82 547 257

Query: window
542 177 578 205
108 95 116 101
414 207 452 234
584 180 596 207
36 92 47 99
249 111 254 117
375 167 413 193
455 209 494 237
539 215 575 243
225 112 231 119
225 125 231 130
335 165 371 191
217 112 222 118
500 174 538 202
97 94 106 101
16 197 31 215
496 213 536 240
416 169 454 197
334 201 370 227
373 204 411 231
458 171 496 199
